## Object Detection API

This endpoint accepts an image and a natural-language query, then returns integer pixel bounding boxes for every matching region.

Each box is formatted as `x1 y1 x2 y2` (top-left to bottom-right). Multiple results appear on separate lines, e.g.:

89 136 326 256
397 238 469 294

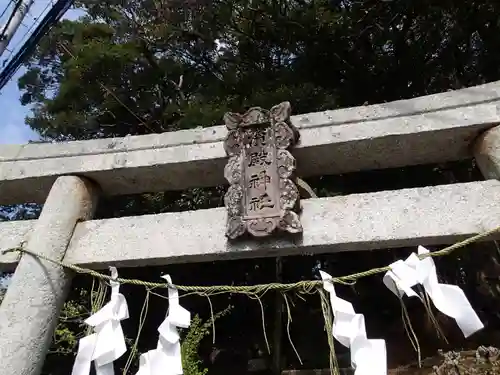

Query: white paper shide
136 275 191 375
383 245 484 338
320 271 387 375
72 267 129 375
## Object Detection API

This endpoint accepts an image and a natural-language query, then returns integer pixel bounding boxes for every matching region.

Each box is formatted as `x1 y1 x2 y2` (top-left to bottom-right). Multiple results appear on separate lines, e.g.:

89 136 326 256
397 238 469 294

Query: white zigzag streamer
383 245 484 338
320 271 387 375
72 267 129 375
136 275 191 375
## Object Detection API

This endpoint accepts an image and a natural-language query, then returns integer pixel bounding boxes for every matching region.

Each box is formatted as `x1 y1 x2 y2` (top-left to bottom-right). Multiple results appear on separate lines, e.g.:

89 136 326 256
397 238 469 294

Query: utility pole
0 0 35 57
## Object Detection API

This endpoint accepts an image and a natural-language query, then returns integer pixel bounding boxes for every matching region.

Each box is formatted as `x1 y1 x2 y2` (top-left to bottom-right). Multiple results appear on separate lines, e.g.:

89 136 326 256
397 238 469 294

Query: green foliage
20 0 500 142
182 315 210 375
49 289 91 355
181 306 233 375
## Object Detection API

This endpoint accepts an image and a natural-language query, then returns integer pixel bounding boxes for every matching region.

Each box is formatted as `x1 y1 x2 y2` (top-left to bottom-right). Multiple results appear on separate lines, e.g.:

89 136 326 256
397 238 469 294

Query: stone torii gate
1 81 500 375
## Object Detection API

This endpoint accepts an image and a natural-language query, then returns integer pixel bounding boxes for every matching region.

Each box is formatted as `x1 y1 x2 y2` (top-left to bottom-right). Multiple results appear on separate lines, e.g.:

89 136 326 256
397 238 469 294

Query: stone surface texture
1 81 500 204
0 176 99 375
474 125 500 179
0 180 488 270
222 102 302 239
0 220 34 270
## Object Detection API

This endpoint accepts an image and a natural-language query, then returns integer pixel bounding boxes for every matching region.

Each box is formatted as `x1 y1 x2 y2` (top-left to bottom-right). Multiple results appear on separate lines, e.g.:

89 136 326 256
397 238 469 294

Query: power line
0 0 22 40
0 0 35 57
0 0 74 90
3 0 54 63
0 0 15 20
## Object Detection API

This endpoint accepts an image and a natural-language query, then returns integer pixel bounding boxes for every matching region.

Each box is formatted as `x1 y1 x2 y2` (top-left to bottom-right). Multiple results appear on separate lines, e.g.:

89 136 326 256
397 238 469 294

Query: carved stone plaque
223 102 302 239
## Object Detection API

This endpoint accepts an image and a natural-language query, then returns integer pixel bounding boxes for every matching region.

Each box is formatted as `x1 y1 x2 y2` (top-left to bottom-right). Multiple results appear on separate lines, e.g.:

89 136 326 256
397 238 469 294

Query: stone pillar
0 176 99 375
474 125 500 179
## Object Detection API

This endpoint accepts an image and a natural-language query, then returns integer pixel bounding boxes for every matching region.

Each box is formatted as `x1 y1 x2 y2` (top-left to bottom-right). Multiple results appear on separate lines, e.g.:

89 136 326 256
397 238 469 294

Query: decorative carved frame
223 102 302 239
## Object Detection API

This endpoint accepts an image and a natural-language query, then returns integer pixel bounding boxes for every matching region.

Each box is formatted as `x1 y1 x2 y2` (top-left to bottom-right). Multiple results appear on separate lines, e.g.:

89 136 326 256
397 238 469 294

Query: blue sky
0 1 82 145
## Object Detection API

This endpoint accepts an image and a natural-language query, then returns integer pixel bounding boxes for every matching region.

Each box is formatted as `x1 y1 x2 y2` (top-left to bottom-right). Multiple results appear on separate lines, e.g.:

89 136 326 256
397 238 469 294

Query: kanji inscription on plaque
223 102 302 239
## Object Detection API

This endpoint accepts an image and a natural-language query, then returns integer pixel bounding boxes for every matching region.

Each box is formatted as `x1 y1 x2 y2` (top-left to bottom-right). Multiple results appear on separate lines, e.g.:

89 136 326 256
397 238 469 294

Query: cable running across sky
0 0 74 92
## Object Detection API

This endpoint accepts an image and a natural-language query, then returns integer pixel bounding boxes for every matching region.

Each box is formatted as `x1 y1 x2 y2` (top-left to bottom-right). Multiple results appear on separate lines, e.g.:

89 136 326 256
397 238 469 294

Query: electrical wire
0 0 74 90
0 0 15 21
0 0 22 41
3 0 53 62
